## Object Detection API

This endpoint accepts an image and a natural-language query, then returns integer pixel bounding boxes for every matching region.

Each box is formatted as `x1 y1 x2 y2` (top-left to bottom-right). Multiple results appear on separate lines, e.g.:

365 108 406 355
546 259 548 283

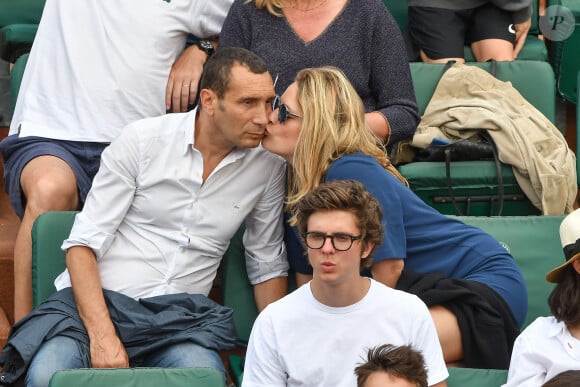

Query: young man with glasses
241 180 448 387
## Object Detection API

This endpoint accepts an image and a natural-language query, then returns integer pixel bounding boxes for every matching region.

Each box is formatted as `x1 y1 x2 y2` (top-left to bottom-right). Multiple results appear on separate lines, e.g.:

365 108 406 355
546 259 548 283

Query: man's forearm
253 276 288 312
67 246 116 340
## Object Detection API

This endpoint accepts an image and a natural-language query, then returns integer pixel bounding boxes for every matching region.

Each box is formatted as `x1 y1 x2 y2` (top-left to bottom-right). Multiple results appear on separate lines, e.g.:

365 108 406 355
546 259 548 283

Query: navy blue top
285 153 527 325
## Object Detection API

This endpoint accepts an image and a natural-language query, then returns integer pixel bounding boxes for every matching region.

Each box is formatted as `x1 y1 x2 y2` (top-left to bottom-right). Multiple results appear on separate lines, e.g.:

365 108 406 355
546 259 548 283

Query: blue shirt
286 153 526 325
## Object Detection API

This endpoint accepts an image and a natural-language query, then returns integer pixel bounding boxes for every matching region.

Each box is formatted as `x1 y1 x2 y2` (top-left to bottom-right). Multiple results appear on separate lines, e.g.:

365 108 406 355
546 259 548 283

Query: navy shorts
408 3 516 60
0 135 108 218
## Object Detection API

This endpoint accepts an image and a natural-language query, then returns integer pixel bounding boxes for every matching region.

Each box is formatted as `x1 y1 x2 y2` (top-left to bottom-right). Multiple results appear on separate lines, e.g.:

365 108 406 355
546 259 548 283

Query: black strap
444 133 504 216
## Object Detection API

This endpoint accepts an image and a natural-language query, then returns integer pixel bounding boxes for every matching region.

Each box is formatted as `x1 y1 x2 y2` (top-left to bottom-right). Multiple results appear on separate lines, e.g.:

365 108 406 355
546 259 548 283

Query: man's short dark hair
355 344 428 387
199 47 269 98
542 370 580 387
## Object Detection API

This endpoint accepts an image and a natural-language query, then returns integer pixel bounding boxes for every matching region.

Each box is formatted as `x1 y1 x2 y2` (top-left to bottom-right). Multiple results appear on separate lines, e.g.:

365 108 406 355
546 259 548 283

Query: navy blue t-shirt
285 153 527 325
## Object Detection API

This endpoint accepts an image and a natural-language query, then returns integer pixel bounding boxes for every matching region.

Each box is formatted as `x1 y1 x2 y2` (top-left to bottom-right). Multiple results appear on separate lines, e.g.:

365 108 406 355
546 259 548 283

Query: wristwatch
195 39 214 57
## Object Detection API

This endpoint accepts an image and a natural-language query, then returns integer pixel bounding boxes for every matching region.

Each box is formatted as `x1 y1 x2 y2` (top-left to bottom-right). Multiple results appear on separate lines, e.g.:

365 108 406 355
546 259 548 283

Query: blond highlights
287 67 407 216
248 0 285 16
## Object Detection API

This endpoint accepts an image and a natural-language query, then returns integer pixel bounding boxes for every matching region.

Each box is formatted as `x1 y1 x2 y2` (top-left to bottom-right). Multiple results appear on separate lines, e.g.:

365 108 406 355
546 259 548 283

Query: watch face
198 40 214 55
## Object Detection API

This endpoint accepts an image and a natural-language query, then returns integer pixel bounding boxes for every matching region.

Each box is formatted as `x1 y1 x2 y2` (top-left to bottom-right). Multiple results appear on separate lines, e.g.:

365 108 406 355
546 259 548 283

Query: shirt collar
182 107 253 163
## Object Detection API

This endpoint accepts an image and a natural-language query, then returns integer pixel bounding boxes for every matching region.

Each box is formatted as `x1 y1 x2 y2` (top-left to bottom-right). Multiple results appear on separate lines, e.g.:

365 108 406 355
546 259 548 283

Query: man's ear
199 89 216 115
361 241 375 260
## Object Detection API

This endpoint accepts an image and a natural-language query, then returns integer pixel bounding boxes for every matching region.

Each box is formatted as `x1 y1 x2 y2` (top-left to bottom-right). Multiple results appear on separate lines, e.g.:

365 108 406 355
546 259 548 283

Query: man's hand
165 44 209 112
89 331 130 368
513 18 531 59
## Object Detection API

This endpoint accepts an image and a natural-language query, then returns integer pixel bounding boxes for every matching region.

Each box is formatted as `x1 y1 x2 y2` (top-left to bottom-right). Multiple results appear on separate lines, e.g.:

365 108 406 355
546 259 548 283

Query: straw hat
546 208 580 283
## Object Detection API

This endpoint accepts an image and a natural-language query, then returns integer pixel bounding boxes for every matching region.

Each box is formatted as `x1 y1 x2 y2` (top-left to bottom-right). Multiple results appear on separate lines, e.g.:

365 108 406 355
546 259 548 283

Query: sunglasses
272 95 302 123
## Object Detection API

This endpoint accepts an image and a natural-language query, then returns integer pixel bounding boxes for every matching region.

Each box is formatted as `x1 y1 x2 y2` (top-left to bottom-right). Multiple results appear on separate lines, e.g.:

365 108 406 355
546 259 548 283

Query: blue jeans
25 336 225 387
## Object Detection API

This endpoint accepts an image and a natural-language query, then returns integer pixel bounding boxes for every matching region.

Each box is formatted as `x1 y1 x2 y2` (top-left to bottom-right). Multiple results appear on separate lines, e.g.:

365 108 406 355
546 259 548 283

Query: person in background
407 0 532 62
242 180 447 387
0 0 235 321
503 209 580 386
262 66 525 369
355 344 428 387
0 47 287 387
218 0 419 148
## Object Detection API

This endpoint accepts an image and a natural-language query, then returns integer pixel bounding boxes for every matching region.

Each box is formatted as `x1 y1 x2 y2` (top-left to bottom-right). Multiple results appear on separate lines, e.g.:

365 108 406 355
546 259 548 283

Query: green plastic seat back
31 211 77 308
446 367 508 387
48 367 224 387
456 215 565 329
382 0 408 30
9 53 28 111
0 0 45 27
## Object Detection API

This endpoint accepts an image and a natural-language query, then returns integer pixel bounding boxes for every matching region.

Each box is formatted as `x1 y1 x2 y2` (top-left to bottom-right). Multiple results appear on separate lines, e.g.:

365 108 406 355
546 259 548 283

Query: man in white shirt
0 0 235 321
242 180 448 387
13 47 288 387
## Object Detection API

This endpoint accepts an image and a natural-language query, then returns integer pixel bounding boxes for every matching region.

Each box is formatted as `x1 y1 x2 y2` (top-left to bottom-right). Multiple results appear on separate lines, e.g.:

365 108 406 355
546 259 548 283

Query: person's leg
14 155 80 321
140 342 226 383
468 4 516 62
408 7 467 64
26 335 90 387
429 305 464 365
0 136 107 321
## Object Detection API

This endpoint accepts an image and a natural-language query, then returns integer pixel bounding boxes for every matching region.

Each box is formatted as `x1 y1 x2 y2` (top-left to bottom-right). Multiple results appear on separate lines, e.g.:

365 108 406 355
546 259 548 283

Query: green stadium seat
446 367 508 387
548 0 580 104
0 0 44 62
48 367 224 387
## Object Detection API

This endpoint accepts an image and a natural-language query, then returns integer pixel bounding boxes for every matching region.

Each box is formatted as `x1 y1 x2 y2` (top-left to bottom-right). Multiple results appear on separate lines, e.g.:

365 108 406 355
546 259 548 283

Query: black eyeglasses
272 95 301 123
302 232 362 251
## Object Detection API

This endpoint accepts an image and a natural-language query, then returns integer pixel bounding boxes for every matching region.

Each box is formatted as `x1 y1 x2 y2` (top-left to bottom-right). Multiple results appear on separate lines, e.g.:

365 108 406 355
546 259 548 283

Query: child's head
542 370 580 387
355 344 428 387
547 209 580 326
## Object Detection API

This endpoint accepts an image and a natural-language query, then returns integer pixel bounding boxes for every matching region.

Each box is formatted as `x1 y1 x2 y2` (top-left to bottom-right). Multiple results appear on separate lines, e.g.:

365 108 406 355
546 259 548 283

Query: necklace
287 0 328 12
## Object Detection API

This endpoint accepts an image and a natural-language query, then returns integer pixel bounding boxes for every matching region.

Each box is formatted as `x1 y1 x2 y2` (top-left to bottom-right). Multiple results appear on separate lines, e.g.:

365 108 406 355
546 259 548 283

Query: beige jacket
411 63 576 215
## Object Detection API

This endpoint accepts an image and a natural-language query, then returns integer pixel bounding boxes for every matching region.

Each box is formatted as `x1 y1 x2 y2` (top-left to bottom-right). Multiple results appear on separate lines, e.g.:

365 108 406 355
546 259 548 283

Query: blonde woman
218 0 419 148
262 66 526 369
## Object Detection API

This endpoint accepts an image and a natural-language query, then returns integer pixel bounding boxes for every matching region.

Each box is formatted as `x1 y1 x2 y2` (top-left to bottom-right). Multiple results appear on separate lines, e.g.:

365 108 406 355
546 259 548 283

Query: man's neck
194 113 236 182
310 276 370 308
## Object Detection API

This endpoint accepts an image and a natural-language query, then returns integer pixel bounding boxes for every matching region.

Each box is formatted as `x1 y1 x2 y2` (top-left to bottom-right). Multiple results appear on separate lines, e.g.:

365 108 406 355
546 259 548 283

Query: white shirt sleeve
242 308 287 386
243 157 288 284
411 300 449 386
195 0 234 37
62 123 140 257
502 330 547 387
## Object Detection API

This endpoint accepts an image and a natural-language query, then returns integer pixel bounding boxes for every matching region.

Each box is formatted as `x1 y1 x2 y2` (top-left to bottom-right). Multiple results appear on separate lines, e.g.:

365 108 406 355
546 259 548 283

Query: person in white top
242 180 448 387
0 0 235 321
503 208 580 387
19 47 288 387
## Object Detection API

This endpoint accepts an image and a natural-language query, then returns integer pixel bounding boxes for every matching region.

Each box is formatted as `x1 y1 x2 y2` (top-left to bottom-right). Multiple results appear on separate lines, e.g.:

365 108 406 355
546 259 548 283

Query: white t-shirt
10 0 233 142
503 316 580 386
242 278 448 387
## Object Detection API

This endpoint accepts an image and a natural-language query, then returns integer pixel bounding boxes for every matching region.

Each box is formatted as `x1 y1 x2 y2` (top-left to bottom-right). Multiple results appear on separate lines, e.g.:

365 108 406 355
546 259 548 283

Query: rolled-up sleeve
61 124 141 258
243 159 288 285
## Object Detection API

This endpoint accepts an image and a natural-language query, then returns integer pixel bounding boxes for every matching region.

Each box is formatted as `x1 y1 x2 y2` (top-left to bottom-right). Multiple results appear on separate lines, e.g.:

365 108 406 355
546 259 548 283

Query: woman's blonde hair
249 0 284 16
287 66 407 214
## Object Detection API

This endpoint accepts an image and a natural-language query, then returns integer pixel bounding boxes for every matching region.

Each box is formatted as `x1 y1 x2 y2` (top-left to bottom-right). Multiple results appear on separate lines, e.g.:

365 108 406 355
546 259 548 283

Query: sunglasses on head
272 95 301 123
